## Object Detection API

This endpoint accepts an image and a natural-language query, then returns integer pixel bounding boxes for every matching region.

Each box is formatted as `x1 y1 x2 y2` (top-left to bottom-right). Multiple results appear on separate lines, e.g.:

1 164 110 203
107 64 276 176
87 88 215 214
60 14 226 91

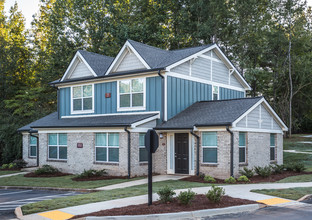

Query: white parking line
0 190 33 196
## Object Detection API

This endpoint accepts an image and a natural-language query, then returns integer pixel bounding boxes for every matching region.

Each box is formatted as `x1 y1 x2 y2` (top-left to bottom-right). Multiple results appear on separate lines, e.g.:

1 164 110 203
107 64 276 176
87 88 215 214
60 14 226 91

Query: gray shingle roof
155 97 263 130
18 112 158 132
78 50 114 76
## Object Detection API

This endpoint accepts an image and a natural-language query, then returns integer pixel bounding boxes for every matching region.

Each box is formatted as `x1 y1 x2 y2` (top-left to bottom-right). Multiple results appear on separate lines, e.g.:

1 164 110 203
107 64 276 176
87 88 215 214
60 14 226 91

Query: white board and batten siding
115 51 146 72
236 103 282 131
68 60 93 79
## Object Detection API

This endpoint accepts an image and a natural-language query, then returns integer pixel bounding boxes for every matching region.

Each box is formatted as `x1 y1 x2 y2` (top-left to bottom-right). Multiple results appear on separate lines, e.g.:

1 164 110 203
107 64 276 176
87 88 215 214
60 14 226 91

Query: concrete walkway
0 172 28 178
21 181 312 220
96 175 185 190
283 150 312 155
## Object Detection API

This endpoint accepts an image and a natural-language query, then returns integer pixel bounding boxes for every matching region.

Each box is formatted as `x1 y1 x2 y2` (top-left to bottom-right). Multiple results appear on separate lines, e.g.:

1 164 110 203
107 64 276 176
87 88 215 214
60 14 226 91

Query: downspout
190 128 200 176
226 126 234 177
157 70 165 122
30 133 39 167
124 127 131 179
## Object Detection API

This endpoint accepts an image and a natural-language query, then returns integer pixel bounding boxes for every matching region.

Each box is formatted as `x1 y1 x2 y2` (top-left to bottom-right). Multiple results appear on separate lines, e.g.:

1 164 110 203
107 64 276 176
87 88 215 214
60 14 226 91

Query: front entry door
175 133 189 174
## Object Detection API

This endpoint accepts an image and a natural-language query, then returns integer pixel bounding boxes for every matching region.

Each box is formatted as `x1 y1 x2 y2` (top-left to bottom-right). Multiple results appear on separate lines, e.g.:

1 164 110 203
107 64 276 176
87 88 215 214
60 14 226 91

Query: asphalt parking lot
0 189 82 220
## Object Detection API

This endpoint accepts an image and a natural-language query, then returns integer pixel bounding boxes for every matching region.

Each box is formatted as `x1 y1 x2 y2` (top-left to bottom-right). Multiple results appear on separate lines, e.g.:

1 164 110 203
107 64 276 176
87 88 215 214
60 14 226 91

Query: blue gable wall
219 87 244 100
59 76 162 117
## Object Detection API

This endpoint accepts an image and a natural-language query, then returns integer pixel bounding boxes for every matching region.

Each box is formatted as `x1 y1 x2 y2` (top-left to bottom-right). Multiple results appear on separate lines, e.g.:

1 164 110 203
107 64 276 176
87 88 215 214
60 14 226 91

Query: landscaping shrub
293 162 305 173
34 165 60 175
1 164 9 169
206 185 225 203
199 173 205 179
254 166 272 177
203 175 216 183
224 176 236 184
237 175 249 182
239 167 254 178
8 163 17 169
76 169 107 178
157 186 176 203
271 164 284 174
13 159 27 168
177 189 196 205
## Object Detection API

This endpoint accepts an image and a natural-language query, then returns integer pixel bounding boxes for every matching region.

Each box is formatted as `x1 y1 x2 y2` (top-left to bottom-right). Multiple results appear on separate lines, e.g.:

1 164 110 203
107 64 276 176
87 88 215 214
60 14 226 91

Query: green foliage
76 169 107 179
224 176 236 184
34 165 60 175
177 189 196 205
237 175 249 182
254 166 272 178
157 186 176 203
206 185 225 203
239 167 254 178
204 175 216 183
1 164 9 169
285 162 305 173
271 164 285 174
13 159 27 168
8 163 16 169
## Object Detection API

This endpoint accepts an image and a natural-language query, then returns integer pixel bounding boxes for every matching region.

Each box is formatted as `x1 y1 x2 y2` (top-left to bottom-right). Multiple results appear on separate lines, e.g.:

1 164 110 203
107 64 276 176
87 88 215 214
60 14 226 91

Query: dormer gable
105 40 150 75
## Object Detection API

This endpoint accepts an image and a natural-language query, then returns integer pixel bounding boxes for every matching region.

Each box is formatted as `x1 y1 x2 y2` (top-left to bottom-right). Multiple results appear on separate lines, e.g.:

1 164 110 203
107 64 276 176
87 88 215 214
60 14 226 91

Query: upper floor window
72 84 94 113
213 86 219 100
202 132 218 163
29 136 37 158
118 78 145 111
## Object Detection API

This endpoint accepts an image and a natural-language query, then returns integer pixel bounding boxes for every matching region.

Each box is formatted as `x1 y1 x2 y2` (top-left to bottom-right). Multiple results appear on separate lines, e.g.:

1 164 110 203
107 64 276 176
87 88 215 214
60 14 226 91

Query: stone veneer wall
22 134 37 167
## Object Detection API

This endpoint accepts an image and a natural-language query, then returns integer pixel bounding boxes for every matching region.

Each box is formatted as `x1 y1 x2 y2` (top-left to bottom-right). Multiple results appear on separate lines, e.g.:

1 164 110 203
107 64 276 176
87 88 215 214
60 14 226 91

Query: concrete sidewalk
0 172 28 178
21 181 312 220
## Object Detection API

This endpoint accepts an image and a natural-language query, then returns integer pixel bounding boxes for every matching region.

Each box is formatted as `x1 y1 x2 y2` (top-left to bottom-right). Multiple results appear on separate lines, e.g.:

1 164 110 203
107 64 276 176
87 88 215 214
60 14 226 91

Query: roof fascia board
105 41 151 75
61 52 79 81
61 111 160 119
130 114 160 128
37 128 126 133
231 127 283 134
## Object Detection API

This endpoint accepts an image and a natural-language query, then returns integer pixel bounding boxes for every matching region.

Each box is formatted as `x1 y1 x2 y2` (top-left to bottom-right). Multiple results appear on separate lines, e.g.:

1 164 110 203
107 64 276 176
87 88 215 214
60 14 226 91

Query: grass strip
276 174 312 183
0 170 22 176
21 180 211 215
251 187 312 200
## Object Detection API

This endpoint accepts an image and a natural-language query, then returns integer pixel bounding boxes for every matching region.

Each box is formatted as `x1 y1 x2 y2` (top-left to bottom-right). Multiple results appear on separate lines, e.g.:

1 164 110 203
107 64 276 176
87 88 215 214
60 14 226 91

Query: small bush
76 169 107 178
157 186 176 203
254 166 272 178
293 162 305 173
8 163 17 169
199 173 205 179
237 175 249 182
206 185 225 203
1 164 9 169
271 164 284 174
224 176 236 184
34 165 60 175
204 175 216 183
13 159 27 168
177 189 196 205
239 167 254 178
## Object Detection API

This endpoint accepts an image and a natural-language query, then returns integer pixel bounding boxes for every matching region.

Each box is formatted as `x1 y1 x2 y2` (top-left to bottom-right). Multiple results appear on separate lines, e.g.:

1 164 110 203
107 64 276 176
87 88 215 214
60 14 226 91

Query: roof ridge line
78 50 114 58
127 39 169 52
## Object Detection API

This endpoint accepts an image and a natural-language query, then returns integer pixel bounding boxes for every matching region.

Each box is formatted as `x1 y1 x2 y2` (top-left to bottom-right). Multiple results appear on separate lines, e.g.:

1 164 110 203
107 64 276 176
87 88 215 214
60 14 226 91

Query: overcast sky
4 0 312 29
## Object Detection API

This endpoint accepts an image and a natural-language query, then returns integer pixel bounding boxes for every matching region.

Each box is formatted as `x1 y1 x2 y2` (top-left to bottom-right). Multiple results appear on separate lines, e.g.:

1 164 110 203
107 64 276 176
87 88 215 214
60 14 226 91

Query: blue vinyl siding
167 76 212 119
59 76 162 117
219 87 244 100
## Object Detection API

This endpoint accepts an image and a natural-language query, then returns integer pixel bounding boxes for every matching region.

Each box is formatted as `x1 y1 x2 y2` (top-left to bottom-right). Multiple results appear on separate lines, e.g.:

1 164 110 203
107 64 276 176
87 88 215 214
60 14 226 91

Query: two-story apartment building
19 40 288 179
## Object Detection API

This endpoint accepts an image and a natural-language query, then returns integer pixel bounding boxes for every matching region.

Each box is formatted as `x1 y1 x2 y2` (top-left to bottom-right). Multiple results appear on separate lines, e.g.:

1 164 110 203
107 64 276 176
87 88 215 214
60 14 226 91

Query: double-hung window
48 133 67 160
239 132 246 163
270 134 276 161
202 132 218 163
213 86 219 100
72 84 93 113
139 133 147 162
95 133 119 162
29 136 37 157
118 78 145 110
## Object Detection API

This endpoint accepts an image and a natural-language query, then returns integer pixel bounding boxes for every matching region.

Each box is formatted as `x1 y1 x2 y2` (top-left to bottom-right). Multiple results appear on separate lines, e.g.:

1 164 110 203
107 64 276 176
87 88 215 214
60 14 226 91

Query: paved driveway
0 189 81 220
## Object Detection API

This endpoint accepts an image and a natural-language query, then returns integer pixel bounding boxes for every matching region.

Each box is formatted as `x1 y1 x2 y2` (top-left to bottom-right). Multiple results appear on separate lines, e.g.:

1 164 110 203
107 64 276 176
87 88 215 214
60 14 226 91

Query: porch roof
155 97 263 130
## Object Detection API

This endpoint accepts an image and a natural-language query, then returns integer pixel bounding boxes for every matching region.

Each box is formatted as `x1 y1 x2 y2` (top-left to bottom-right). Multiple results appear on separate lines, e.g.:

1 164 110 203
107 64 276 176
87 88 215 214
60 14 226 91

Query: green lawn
0 174 143 189
0 170 22 176
22 180 212 215
276 174 312 183
251 187 312 200
283 134 312 172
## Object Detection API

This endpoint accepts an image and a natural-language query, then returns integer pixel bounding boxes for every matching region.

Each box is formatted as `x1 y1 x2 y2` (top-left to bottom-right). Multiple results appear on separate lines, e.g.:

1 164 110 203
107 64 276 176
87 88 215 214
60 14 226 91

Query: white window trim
48 134 67 161
29 138 37 158
270 134 276 161
95 133 119 163
139 133 147 162
70 83 95 114
212 85 219 100
239 132 247 164
202 132 218 164
117 78 146 111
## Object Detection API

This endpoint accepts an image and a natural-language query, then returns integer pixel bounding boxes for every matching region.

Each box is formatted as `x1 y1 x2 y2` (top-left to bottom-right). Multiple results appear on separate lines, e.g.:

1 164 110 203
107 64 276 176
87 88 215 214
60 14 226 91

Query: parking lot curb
14 206 23 220
298 194 312 202
84 203 265 220
0 186 99 193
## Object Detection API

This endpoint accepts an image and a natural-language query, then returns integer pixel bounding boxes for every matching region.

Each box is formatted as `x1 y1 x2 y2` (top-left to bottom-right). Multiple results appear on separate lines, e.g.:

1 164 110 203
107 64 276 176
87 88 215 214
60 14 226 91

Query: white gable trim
105 41 151 75
232 98 288 131
165 44 251 90
130 114 160 128
61 51 97 81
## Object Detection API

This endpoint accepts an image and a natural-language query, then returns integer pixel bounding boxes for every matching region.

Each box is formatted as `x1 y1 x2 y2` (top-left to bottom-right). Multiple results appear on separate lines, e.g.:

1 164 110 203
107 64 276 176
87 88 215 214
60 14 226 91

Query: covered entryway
174 133 189 174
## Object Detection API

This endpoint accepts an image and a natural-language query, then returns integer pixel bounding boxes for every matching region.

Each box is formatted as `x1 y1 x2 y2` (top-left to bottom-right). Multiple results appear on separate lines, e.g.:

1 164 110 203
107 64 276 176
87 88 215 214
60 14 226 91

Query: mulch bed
72 176 128 181
24 172 71 178
71 195 257 219
182 171 312 184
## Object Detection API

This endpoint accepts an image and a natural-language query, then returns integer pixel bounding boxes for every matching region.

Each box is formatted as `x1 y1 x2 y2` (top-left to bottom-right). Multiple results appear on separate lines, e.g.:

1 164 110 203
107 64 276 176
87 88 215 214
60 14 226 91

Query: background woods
0 0 311 164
